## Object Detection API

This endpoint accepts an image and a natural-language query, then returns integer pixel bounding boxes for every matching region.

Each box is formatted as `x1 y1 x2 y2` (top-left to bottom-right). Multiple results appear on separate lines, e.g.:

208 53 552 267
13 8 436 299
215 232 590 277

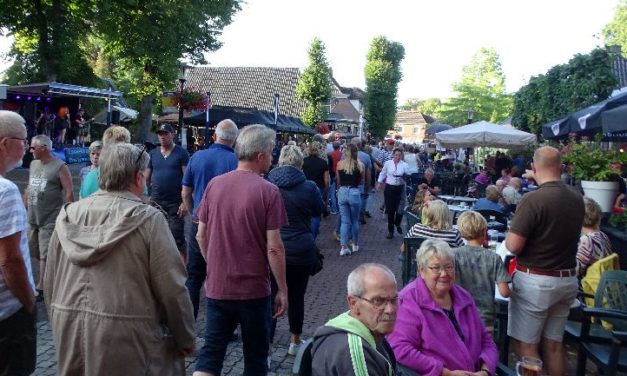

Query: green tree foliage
399 97 443 118
604 0 627 58
511 48 616 135
296 38 333 127
93 0 240 141
364 36 405 137
437 48 512 125
0 0 100 85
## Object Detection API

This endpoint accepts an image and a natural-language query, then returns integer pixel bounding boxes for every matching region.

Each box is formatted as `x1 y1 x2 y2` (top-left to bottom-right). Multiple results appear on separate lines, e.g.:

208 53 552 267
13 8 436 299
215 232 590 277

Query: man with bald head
505 146 584 376
311 263 398 375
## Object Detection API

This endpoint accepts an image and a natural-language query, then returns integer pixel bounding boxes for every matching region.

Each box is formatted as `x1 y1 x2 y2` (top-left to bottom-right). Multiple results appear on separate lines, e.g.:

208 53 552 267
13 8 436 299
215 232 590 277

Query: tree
437 48 512 125
0 0 100 85
94 0 241 141
364 36 405 137
511 48 616 135
604 0 627 58
296 37 333 127
399 97 443 118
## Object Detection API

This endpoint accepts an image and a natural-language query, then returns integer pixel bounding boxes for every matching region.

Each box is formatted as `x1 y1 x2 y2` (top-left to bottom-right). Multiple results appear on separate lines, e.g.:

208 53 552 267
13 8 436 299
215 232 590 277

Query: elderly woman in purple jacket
388 239 498 376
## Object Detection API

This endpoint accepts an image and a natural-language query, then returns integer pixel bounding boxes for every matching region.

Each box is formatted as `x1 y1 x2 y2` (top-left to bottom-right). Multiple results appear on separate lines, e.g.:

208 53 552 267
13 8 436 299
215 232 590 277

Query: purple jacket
387 278 498 376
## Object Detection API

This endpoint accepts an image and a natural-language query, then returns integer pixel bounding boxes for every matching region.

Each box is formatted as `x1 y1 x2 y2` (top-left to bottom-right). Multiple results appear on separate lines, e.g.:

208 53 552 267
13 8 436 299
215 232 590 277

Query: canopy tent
541 116 570 139
601 103 627 134
436 120 537 149
182 106 314 134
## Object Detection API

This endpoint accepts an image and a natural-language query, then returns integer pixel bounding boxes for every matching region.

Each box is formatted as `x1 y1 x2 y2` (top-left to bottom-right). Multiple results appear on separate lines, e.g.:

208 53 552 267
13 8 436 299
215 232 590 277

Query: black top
339 168 361 187
303 155 328 189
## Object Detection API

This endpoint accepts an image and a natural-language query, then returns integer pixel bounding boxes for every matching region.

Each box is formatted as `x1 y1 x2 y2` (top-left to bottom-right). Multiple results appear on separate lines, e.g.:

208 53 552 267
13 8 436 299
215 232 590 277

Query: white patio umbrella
435 120 537 149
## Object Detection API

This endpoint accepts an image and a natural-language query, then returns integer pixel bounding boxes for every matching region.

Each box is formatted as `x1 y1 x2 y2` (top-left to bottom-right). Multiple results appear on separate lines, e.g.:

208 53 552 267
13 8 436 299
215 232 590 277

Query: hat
386 139 395 145
157 124 175 134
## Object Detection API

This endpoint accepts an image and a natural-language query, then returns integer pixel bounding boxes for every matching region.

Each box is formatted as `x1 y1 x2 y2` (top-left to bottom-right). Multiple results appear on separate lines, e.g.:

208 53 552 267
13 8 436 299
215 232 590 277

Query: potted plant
562 134 626 212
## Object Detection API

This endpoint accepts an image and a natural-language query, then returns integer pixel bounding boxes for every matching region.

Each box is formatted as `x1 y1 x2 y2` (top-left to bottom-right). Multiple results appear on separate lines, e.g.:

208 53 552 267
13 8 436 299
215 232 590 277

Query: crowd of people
0 109 624 376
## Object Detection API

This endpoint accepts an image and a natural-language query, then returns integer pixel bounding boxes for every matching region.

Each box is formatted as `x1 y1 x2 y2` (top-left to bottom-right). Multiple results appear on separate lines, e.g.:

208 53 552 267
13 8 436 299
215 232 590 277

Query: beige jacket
44 190 194 376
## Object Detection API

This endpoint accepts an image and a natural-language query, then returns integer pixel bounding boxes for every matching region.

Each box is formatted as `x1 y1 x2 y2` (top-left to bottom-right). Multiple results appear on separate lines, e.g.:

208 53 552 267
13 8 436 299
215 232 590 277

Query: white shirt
0 176 36 320
404 153 419 174
378 159 409 186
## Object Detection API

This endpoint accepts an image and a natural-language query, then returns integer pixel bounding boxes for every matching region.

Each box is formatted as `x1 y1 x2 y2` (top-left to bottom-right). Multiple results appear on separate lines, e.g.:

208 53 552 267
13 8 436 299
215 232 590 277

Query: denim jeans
0 307 36 376
338 186 361 247
186 222 206 318
329 179 338 212
310 187 323 239
196 297 271 375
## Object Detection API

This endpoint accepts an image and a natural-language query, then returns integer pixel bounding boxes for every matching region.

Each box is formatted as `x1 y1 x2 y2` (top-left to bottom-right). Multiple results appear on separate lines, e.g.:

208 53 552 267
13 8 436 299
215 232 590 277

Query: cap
157 124 175 134
386 139 395 145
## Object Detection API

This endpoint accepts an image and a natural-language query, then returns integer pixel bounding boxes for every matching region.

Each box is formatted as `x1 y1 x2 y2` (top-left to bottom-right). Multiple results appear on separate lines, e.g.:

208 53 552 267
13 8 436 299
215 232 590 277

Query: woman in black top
336 143 365 256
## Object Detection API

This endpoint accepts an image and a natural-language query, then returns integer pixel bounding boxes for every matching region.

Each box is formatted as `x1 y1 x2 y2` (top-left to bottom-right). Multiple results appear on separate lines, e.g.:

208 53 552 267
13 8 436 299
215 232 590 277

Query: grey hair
102 126 131 145
235 124 276 162
88 140 103 152
278 144 304 168
98 143 149 191
308 141 323 157
32 135 53 149
416 239 455 271
215 119 239 143
0 111 26 137
347 263 396 297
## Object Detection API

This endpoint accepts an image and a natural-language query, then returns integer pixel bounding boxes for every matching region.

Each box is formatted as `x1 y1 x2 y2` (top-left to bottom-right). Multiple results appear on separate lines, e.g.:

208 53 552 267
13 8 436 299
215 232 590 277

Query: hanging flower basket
176 90 209 111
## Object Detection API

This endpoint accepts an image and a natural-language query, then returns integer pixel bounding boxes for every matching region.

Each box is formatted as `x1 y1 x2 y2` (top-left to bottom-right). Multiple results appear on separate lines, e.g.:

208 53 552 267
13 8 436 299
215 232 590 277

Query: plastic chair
575 270 627 375
402 237 426 286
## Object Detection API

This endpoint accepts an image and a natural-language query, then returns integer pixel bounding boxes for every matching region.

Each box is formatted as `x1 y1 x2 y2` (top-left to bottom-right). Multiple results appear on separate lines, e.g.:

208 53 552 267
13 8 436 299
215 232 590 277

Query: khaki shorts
28 222 55 260
507 271 578 344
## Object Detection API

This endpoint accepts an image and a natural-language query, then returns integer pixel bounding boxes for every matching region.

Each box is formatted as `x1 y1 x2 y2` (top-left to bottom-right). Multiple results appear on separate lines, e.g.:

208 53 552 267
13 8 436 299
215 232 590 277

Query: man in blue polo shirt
145 123 189 258
182 119 238 318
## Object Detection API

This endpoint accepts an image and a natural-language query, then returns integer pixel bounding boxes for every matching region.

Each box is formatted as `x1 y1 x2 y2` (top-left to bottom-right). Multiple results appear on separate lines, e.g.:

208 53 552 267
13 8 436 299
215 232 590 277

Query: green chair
576 270 627 375
401 237 426 286
404 208 420 233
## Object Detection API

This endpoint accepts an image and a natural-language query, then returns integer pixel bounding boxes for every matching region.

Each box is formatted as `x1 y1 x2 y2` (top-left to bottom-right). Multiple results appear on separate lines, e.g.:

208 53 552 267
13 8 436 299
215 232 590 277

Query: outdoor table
448 204 470 224
439 195 477 206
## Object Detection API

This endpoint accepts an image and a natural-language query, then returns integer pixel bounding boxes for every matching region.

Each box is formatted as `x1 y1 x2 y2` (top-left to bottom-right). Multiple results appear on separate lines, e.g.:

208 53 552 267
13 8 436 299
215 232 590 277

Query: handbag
311 248 324 276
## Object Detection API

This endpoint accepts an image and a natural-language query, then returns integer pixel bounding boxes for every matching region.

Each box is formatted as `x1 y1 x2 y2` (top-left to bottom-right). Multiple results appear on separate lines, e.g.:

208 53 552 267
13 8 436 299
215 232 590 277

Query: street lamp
205 91 211 146
178 63 187 146
467 109 475 124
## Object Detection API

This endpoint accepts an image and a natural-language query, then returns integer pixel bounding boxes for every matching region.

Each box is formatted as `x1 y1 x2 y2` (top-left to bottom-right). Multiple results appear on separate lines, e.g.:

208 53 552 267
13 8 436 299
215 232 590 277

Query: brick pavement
6 163 592 375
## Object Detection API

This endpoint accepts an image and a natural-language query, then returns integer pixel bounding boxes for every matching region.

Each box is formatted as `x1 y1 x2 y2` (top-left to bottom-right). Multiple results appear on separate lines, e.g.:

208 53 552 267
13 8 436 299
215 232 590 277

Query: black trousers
384 184 404 234
0 307 36 376
270 264 311 340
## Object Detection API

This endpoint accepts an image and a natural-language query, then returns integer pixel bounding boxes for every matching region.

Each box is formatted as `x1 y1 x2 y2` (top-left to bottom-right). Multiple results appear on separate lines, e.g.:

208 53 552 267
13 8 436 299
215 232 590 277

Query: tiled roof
395 111 432 125
184 67 307 118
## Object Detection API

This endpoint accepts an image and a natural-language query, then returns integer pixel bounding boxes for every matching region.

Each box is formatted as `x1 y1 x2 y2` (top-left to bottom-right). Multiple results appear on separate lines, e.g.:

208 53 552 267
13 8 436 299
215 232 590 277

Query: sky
0 0 620 104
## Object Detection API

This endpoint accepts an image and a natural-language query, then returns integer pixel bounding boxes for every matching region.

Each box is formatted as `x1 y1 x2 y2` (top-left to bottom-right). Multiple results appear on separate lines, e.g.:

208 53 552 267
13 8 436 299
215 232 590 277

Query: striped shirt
406 223 464 248
576 231 614 278
0 176 36 320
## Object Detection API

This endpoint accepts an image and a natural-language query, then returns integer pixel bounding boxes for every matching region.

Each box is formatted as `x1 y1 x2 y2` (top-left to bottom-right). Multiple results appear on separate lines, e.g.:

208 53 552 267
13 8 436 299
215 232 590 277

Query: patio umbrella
541 116 570 140
426 123 453 135
601 103 627 134
436 120 536 149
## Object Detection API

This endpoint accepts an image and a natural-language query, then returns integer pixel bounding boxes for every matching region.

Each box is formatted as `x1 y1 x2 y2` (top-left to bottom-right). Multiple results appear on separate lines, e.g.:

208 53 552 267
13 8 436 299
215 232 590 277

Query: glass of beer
516 356 542 376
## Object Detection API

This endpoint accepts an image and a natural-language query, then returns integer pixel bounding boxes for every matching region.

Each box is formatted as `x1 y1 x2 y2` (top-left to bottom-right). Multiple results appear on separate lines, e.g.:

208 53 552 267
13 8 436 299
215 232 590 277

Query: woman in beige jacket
45 143 195 375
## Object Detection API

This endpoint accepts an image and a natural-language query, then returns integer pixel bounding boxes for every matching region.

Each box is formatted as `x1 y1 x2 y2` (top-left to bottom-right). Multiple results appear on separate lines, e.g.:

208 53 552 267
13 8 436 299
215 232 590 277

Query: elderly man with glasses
311 263 400 376
24 135 73 298
0 111 37 376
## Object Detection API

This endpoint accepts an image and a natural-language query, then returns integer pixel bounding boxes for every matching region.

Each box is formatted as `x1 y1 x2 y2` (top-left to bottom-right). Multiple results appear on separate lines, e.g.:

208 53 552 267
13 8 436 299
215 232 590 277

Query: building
386 111 434 143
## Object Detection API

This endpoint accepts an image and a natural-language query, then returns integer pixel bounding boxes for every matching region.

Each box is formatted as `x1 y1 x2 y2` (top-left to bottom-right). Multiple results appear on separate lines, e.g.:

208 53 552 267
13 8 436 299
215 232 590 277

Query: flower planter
581 180 618 212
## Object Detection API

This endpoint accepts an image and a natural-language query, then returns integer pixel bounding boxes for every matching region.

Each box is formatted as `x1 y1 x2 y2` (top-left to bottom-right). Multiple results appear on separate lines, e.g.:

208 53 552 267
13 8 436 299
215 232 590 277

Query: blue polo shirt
148 145 189 202
182 143 237 220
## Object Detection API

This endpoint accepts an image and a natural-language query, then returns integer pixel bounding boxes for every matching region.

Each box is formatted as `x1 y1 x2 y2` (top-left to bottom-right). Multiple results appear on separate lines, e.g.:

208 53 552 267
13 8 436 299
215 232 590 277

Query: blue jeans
310 187 323 239
338 187 361 247
196 297 271 375
186 222 206 318
329 179 338 212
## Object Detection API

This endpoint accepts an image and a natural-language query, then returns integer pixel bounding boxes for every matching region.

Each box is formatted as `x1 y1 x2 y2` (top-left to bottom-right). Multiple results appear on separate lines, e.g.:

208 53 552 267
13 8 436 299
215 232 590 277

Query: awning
8 82 123 99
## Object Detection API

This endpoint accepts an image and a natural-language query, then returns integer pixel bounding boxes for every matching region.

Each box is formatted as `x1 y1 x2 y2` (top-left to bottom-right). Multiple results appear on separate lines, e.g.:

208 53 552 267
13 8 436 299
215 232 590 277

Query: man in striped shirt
0 111 37 375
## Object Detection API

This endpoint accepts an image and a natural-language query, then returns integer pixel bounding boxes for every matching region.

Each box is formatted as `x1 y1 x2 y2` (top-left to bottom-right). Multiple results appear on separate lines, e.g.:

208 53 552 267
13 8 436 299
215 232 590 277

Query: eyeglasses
135 144 146 169
355 295 400 308
8 137 28 145
426 265 455 274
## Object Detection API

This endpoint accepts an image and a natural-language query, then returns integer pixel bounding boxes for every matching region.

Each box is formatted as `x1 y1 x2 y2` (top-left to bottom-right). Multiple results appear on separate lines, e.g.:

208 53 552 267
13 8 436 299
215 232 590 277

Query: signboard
162 91 178 114
64 147 90 164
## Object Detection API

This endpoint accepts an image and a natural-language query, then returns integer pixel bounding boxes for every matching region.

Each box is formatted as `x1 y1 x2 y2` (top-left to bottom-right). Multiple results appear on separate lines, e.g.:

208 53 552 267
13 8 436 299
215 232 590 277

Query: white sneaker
340 247 351 256
352 245 359 253
288 342 301 356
